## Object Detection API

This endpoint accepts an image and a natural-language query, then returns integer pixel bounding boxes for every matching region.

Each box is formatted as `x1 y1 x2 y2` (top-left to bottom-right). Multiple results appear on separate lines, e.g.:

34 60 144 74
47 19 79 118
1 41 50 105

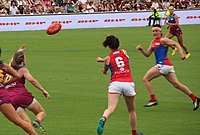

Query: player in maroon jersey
96 35 143 135
0 49 37 135
5 46 51 134
165 5 190 58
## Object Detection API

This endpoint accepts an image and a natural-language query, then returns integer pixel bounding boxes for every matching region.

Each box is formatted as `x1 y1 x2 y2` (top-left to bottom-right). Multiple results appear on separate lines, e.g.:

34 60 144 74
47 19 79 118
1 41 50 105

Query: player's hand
136 45 142 50
180 53 185 60
42 90 51 100
18 45 26 52
101 68 107 75
96 57 104 62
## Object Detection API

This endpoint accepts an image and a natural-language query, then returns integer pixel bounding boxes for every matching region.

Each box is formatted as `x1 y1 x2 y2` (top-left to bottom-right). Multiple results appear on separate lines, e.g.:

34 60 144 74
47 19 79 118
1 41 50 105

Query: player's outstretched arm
17 45 26 52
20 68 51 100
96 57 105 62
136 44 153 57
3 64 20 86
160 38 185 60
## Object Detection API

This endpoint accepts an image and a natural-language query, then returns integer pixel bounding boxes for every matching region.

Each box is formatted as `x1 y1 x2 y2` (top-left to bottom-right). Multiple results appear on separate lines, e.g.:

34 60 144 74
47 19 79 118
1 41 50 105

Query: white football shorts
155 64 175 75
108 82 136 96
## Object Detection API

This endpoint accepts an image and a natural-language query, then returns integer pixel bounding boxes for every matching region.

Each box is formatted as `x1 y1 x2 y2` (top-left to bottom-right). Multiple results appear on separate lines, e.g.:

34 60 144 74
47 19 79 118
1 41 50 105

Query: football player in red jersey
136 24 199 110
96 35 143 135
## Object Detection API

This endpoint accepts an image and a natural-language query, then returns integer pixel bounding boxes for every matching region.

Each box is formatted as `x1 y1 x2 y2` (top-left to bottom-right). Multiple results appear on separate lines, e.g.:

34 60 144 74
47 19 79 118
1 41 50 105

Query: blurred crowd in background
0 0 200 15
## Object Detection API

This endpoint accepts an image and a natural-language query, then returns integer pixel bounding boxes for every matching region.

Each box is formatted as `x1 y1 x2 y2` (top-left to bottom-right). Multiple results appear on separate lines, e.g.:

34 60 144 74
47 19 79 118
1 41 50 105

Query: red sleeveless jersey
108 50 133 83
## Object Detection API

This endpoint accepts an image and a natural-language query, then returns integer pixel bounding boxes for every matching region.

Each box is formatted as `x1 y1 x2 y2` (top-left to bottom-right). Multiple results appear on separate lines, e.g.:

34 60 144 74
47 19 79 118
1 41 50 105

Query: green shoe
32 121 47 135
97 118 105 135
137 132 144 135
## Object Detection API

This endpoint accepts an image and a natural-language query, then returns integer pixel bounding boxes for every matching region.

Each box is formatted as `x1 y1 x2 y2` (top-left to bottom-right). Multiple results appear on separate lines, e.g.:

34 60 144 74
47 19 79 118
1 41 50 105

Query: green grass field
0 24 200 135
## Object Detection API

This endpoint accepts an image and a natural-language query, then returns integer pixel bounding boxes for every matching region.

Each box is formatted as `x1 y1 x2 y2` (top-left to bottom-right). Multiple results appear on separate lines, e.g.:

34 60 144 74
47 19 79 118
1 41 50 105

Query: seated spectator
53 4 61 14
23 4 31 14
67 1 74 13
181 0 189 9
152 0 159 9
81 3 88 13
44 0 52 7
145 0 152 9
162 0 170 9
148 8 161 26
174 0 182 9
10 2 19 15
0 6 9 15
86 1 95 13
114 0 122 11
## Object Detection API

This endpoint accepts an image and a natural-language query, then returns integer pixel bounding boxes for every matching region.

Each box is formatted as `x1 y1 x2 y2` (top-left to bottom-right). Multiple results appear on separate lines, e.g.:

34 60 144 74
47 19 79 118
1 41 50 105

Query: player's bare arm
102 56 110 75
3 64 20 85
20 68 51 99
160 38 185 60
136 43 153 57
122 49 130 58
17 45 26 52
96 57 105 62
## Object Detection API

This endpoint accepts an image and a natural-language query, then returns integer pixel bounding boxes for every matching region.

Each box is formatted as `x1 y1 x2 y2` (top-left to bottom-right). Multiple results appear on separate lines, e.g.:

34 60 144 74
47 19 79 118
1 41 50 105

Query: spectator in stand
23 4 31 14
191 0 200 9
4 0 10 14
174 0 182 9
87 1 95 13
162 0 170 9
114 0 122 11
10 2 19 15
53 4 61 13
104 1 115 12
145 0 152 9
44 4 52 13
44 0 52 8
74 1 80 12
152 0 159 9
181 0 189 9
0 0 3 9
11 0 18 7
0 6 9 15
67 1 74 13
81 3 89 12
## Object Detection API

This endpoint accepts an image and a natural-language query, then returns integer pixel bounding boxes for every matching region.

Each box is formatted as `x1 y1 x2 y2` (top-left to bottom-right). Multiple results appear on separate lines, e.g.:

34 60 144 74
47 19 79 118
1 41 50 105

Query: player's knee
128 107 136 113
142 76 149 82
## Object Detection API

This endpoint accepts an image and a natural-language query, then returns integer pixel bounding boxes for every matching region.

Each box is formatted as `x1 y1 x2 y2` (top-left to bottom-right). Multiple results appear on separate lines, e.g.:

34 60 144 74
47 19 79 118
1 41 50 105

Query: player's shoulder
121 49 129 58
18 67 29 74
174 14 178 18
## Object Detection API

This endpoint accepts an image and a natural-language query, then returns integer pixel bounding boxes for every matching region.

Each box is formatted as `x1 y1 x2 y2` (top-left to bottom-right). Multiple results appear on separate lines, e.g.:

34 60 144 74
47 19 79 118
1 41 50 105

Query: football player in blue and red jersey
136 25 199 110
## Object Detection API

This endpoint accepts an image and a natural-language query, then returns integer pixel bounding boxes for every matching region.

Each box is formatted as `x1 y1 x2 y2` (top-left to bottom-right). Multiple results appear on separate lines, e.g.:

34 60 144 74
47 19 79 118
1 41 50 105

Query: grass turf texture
0 24 199 135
